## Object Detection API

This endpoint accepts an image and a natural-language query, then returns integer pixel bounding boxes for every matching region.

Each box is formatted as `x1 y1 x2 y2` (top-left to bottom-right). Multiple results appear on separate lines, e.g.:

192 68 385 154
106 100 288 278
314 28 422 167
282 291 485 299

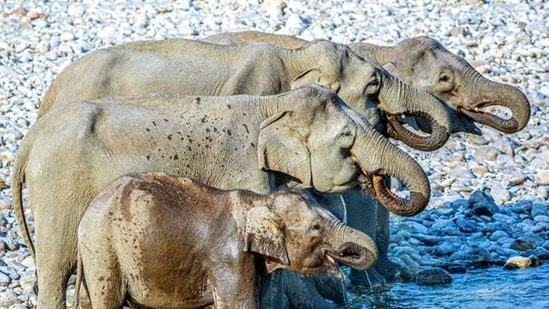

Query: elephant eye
439 73 451 83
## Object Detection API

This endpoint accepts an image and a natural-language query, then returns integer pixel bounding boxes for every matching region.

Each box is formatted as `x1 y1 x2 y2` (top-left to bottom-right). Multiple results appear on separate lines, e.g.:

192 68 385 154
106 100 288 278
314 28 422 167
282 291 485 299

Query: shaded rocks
503 256 541 270
511 239 533 251
415 267 452 285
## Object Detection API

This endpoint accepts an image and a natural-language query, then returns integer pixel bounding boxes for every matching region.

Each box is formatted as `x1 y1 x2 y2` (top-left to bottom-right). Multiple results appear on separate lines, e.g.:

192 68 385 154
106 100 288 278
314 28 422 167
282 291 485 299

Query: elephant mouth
457 99 520 133
325 242 375 271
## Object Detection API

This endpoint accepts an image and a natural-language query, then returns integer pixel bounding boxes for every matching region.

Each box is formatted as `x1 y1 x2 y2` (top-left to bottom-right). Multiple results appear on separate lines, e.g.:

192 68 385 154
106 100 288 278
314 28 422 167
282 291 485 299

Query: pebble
511 239 533 251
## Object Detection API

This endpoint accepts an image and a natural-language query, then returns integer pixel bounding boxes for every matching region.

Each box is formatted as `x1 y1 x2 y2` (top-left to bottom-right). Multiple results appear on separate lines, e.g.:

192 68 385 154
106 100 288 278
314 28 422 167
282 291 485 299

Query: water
347 264 549 309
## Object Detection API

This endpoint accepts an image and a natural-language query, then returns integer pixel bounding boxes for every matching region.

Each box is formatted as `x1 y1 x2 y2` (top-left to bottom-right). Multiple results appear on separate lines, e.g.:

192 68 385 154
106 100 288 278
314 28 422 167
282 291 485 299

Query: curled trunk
379 72 451 151
325 219 378 271
459 77 530 133
352 128 431 216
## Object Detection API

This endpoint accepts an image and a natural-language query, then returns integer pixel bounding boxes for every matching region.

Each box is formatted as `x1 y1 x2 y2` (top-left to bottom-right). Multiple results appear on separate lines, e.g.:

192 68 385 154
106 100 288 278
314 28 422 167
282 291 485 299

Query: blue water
347 264 549 309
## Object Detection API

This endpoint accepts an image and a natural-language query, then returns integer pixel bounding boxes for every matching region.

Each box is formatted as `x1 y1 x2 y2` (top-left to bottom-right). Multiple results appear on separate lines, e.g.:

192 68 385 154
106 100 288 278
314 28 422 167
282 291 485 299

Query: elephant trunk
352 128 431 216
379 72 451 151
324 218 378 271
459 72 531 133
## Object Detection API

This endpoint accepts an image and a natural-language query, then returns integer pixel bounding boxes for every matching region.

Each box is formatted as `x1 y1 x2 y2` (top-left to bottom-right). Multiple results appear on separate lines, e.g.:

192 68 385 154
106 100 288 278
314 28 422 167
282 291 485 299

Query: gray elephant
38 38 452 151
204 31 531 133
74 172 378 308
13 86 431 308
204 30 532 284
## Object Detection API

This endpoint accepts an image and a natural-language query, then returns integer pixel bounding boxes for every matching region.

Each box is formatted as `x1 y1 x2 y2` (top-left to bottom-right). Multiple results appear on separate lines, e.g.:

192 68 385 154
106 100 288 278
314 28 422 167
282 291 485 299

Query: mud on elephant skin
74 172 378 308
204 31 531 134
39 38 451 151
13 86 430 308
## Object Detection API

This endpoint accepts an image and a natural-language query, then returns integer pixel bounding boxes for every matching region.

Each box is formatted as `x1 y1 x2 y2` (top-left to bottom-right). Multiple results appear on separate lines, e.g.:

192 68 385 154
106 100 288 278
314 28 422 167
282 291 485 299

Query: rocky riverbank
389 190 548 285
0 0 547 307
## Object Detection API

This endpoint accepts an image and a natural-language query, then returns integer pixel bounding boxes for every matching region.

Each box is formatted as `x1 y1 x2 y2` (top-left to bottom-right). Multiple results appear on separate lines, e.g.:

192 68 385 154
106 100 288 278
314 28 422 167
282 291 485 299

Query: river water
347 264 549 309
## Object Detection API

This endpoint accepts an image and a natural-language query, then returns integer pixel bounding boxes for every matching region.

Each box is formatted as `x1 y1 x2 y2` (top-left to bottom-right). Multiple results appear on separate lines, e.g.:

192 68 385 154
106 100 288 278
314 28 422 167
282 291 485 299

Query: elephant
204 31 531 134
203 30 532 284
13 86 431 308
74 172 378 308
37 38 452 151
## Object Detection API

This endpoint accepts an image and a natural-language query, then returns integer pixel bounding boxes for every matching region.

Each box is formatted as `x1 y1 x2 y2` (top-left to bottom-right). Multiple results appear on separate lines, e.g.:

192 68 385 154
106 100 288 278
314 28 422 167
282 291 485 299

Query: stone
415 267 452 285
511 239 533 251
531 203 547 218
0 271 10 286
504 256 535 269
475 146 499 161
534 215 549 222
456 218 476 233
434 241 455 256
493 138 515 157
414 234 442 246
491 184 510 205
536 170 549 185
398 221 428 234
468 191 499 217
490 230 509 241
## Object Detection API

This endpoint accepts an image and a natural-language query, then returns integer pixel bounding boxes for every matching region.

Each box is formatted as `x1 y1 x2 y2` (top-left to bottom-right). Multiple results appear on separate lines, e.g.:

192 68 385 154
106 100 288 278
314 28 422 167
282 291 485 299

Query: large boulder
467 190 500 217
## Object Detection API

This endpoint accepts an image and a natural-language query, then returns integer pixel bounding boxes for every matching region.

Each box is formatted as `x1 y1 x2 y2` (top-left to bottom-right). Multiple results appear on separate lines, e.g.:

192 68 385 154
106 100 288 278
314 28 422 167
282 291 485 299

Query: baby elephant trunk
324 219 378 271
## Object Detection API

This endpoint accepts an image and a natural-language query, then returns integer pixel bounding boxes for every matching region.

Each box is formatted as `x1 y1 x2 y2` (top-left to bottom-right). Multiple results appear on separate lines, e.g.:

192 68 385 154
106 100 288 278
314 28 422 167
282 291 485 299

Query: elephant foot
374 258 400 282
349 268 386 288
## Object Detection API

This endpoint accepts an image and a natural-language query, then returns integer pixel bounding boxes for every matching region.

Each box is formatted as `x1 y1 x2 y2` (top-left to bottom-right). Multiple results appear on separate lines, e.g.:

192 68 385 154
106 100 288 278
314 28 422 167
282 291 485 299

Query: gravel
0 0 547 306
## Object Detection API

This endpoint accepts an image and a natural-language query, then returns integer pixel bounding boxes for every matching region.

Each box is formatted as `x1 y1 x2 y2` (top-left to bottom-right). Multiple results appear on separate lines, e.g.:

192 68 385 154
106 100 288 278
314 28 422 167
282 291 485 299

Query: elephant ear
290 69 341 92
257 111 312 186
290 69 321 89
245 206 289 265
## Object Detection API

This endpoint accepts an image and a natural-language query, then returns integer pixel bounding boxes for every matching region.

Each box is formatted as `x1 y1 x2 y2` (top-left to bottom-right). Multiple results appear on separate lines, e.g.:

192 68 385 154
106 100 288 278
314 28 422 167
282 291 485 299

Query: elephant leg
343 189 387 287
373 205 399 280
34 216 76 309
30 183 88 308
259 270 342 309
80 244 124 309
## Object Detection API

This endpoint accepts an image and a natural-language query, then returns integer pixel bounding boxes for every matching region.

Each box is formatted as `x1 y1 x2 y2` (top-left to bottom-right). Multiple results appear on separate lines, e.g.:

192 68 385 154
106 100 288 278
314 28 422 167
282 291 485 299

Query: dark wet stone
399 267 415 283
511 239 533 251
414 234 442 246
415 267 452 285
468 191 499 217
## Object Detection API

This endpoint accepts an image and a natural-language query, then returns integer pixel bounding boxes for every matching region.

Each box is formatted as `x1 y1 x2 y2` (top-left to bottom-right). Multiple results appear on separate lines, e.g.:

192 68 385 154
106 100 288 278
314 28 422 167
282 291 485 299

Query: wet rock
531 203 547 218
414 234 442 246
415 267 452 285
511 239 533 251
456 218 476 233
490 230 509 241
434 241 455 256
468 191 499 217
504 256 538 269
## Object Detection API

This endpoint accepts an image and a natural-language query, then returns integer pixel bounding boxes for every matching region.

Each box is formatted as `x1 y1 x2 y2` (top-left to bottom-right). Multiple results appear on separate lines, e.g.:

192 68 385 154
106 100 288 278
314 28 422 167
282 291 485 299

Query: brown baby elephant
75 172 378 308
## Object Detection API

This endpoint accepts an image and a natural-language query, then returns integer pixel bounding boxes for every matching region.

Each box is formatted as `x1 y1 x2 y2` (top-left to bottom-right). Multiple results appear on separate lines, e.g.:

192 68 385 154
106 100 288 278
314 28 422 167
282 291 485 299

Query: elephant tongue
325 253 337 266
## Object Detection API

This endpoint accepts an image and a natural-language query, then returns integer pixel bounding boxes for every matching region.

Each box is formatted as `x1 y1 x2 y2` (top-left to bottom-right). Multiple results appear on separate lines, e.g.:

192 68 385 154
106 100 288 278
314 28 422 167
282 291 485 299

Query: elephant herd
11 31 530 308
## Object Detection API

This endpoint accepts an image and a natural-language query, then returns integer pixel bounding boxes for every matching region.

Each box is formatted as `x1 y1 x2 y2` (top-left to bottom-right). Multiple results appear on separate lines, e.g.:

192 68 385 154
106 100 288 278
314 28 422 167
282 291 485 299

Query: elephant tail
11 138 35 259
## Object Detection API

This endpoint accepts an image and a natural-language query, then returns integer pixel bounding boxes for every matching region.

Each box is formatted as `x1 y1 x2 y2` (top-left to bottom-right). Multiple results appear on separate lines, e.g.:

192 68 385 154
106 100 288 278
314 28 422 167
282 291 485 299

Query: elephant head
288 41 452 151
360 36 531 134
258 86 430 216
245 192 378 273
